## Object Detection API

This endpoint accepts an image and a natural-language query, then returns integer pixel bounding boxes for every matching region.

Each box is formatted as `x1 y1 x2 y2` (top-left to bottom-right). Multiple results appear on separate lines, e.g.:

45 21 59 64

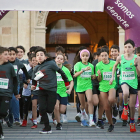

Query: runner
54 53 73 130
31 47 69 134
110 39 140 132
0 46 20 139
74 49 96 127
96 47 117 132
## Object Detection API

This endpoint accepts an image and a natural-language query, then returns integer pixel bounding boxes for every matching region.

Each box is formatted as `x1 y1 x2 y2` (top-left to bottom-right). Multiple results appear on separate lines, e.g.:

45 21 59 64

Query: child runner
8 47 30 126
0 46 20 139
92 48 105 129
110 45 120 124
30 54 39 129
55 46 68 123
16 46 29 124
21 54 33 127
96 47 117 132
110 39 140 132
74 49 96 127
31 47 69 134
54 53 74 130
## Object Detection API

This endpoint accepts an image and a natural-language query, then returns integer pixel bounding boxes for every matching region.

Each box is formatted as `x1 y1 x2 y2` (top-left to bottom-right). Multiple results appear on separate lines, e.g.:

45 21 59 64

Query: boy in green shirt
110 39 140 132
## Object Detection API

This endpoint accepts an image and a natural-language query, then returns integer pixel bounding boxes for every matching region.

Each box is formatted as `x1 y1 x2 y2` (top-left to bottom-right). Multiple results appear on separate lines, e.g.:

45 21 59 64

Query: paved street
2 104 140 140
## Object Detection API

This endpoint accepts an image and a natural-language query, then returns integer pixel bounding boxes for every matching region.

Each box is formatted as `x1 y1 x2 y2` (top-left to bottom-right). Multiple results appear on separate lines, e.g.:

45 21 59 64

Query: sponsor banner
0 0 104 11
104 0 140 30
0 10 9 20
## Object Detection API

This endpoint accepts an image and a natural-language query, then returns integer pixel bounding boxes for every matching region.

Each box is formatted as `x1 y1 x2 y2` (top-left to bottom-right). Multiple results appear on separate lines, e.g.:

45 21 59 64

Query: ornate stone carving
36 11 49 26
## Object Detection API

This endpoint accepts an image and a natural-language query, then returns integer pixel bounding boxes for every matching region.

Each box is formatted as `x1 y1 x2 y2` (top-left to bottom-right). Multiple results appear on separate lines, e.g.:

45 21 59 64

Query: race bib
122 71 135 80
56 72 63 81
103 72 114 81
81 69 92 78
0 78 9 89
13 65 18 74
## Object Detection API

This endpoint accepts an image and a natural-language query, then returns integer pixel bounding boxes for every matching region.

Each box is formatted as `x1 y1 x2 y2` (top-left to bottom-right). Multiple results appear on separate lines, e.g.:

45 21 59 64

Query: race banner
0 10 9 20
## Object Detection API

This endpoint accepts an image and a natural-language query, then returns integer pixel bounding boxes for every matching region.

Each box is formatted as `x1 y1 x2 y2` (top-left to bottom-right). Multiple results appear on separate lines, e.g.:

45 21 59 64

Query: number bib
56 72 63 82
122 71 135 80
0 78 9 89
81 69 92 78
103 72 114 81
13 65 18 74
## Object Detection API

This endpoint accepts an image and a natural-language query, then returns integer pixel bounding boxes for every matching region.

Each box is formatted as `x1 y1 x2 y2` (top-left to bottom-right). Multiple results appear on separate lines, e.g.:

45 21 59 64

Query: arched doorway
45 11 119 63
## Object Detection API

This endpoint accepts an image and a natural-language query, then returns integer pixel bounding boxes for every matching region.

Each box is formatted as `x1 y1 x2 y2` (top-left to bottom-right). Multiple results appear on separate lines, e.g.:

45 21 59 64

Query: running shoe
89 120 96 127
112 105 118 117
96 120 104 129
122 120 127 126
81 120 89 127
121 108 128 120
130 123 136 132
137 119 140 126
108 124 114 132
61 114 68 123
31 124 37 129
53 119 57 125
56 123 62 130
39 126 52 134
21 120 27 127
0 123 4 139
75 113 81 122
112 118 117 125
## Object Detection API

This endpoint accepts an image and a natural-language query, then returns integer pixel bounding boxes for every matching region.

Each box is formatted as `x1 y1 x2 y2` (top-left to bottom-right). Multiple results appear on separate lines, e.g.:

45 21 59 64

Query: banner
0 0 104 12
104 0 140 30
0 10 9 20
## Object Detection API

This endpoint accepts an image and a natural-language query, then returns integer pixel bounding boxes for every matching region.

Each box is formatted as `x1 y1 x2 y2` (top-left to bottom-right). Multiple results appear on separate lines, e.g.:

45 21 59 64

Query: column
117 26 125 54
34 27 47 48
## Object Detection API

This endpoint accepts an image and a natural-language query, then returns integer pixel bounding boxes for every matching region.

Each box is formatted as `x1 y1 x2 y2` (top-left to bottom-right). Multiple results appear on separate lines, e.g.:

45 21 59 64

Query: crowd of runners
0 39 140 139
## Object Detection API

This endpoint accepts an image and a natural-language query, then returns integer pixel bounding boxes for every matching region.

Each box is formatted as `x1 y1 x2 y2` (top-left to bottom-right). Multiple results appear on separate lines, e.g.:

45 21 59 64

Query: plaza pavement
2 103 140 140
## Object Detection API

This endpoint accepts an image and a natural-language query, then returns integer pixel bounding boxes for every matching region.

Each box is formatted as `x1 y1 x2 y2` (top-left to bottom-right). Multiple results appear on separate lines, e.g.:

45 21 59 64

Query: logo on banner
106 0 135 29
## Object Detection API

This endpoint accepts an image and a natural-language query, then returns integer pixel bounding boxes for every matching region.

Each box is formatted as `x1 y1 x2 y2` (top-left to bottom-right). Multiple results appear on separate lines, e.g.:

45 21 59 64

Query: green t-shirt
120 54 138 89
96 60 117 92
74 62 94 92
56 66 73 97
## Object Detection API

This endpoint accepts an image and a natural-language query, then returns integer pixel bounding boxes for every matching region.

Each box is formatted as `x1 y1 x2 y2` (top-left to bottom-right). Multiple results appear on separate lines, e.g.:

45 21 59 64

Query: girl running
74 49 96 127
54 53 74 130
96 47 117 132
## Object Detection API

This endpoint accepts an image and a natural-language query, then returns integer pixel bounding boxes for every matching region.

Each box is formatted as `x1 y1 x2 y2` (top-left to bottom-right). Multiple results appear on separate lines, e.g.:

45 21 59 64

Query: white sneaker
75 113 82 122
89 120 96 127
53 119 57 125
0 134 4 139
61 114 68 123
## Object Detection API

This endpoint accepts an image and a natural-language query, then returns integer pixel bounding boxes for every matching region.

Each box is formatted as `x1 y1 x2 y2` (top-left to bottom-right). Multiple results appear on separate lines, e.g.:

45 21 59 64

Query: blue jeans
11 94 20 121
10 85 20 122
